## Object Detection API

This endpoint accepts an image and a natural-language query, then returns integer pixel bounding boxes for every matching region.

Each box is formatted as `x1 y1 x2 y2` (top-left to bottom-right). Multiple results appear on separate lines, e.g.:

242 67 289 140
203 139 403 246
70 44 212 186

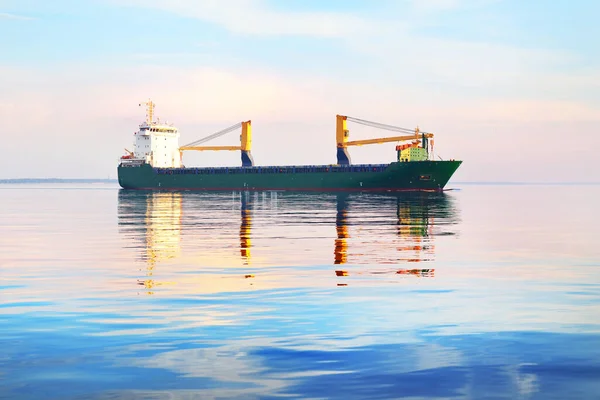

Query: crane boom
345 116 430 135
179 121 254 166
335 114 434 165
179 145 242 151
346 133 433 147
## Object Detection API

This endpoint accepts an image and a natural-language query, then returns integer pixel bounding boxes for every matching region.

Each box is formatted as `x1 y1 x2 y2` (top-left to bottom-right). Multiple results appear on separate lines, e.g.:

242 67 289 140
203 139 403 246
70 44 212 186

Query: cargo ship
118 100 461 191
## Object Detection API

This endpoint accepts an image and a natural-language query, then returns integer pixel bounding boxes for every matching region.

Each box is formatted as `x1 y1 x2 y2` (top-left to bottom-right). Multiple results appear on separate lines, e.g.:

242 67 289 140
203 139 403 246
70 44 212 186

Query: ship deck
151 163 391 176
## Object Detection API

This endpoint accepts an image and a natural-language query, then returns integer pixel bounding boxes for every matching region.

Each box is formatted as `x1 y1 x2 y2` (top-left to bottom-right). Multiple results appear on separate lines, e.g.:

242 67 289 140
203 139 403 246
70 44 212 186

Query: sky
0 0 598 181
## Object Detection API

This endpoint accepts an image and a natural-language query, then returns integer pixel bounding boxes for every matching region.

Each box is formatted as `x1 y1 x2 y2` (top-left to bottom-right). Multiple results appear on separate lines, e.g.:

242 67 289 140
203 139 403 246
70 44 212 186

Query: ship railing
119 159 146 167
153 163 390 175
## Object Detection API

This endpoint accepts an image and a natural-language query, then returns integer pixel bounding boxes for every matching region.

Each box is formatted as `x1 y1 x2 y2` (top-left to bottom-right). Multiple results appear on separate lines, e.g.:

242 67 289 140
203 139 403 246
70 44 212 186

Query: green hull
118 161 462 191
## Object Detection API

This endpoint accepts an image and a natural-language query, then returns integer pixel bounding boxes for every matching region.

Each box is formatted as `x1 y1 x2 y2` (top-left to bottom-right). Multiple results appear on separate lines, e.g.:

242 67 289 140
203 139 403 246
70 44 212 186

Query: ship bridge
121 100 182 168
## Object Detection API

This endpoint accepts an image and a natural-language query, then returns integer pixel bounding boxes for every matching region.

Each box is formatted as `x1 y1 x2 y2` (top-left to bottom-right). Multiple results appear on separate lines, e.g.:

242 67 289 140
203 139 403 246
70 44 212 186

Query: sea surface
1 182 599 400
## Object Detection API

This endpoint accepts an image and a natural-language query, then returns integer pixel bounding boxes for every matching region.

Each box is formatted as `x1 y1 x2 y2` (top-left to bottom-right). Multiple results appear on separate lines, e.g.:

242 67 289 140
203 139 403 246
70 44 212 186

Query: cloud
107 0 591 103
410 0 501 13
100 0 594 104
343 25 571 94
0 11 34 20
411 0 462 12
3 62 595 139
111 0 373 37
462 99 600 123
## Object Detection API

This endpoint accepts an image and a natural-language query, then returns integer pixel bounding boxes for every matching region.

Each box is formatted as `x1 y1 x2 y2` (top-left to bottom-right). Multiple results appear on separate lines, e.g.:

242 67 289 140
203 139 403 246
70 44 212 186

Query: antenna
139 99 155 124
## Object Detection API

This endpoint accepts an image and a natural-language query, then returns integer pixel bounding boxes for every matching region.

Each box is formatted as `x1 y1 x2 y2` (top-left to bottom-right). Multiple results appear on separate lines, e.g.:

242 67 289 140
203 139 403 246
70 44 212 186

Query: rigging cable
346 116 432 135
181 122 243 147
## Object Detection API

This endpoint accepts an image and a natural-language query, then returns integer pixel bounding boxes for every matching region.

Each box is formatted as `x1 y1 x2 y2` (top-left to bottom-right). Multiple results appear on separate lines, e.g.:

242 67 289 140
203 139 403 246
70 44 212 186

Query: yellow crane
335 115 434 165
179 120 254 166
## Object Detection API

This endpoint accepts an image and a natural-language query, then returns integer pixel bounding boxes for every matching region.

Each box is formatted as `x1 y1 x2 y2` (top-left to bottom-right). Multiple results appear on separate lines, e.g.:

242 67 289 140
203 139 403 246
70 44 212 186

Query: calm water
1 183 599 399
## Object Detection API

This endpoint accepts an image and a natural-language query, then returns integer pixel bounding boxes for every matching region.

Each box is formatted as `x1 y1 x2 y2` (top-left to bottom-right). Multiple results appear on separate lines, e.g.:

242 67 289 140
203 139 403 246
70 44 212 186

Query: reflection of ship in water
240 193 252 265
335 194 349 265
118 190 458 290
333 192 457 278
118 190 258 293
118 191 183 293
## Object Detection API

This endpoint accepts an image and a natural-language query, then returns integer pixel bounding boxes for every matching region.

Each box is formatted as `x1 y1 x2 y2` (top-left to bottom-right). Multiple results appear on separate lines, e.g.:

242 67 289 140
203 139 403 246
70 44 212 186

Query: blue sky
0 0 598 181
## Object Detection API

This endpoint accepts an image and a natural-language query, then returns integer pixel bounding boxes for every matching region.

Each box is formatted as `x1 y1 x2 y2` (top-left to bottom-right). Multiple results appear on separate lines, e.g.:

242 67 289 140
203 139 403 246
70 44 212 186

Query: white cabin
134 122 182 168
122 100 182 168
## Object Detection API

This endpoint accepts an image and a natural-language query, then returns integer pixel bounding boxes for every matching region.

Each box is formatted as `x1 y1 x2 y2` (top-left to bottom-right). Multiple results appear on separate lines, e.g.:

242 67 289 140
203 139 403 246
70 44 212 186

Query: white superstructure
121 100 182 168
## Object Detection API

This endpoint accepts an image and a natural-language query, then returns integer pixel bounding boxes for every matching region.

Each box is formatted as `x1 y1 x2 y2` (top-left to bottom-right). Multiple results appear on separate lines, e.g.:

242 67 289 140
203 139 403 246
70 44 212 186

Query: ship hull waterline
117 161 462 192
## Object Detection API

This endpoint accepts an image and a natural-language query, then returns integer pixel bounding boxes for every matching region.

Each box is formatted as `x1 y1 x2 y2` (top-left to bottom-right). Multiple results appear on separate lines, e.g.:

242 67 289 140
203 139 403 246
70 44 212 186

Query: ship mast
139 99 155 125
